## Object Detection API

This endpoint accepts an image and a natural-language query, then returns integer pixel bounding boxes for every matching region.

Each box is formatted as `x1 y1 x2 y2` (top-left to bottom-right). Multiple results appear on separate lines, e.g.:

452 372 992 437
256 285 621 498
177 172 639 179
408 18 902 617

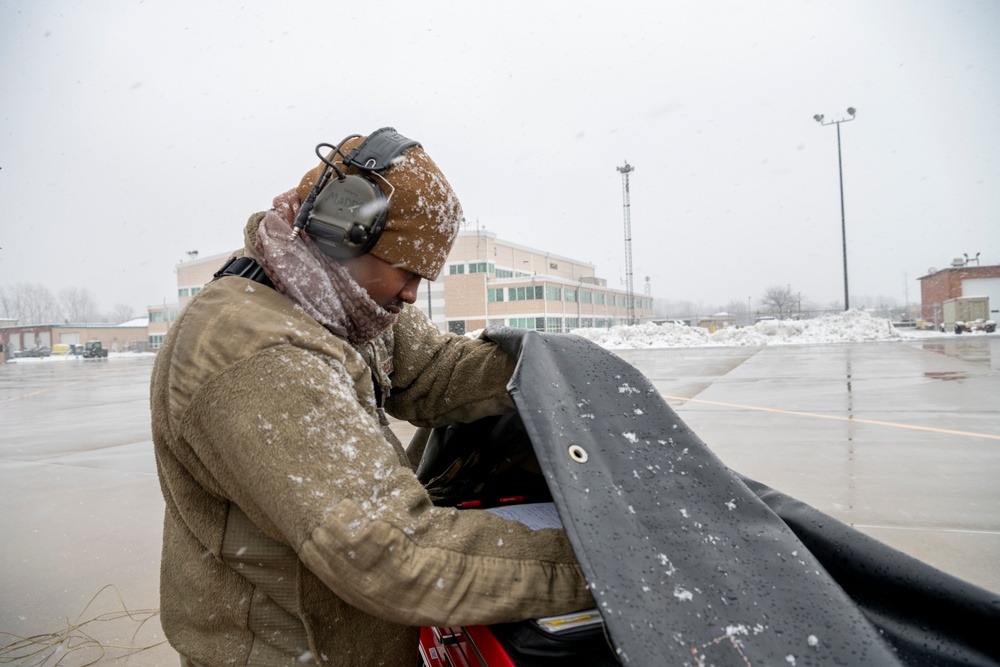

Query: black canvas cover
466 328 1000 667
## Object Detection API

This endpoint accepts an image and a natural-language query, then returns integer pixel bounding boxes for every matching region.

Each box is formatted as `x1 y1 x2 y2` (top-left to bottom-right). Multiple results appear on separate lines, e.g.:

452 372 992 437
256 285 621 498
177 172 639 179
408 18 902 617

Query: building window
565 317 579 330
149 334 165 350
581 318 593 328
545 286 562 301
510 317 541 329
487 288 505 303
594 293 605 305
179 288 189 297
449 264 465 275
616 295 626 307
564 288 577 303
508 285 544 301
580 291 592 304
545 317 563 333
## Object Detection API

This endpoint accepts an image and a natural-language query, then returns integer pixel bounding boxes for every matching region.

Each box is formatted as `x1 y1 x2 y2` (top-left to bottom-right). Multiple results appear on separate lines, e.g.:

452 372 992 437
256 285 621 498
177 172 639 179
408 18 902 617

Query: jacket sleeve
386 305 517 427
179 344 594 627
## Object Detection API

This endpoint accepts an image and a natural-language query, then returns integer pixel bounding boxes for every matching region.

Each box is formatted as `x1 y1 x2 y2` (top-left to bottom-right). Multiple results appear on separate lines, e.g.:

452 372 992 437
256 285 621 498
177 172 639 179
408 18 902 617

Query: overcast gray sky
2 0 998 316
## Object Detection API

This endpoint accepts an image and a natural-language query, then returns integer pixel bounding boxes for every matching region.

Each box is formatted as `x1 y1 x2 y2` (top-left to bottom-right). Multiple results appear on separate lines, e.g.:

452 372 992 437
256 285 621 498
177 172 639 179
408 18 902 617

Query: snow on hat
295 134 463 281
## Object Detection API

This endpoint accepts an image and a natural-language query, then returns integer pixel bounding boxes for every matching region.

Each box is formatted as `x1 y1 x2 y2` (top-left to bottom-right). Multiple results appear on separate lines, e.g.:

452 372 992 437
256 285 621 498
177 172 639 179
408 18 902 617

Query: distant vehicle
942 296 990 333
894 318 917 329
13 346 51 358
953 318 997 334
82 340 109 359
755 316 778 324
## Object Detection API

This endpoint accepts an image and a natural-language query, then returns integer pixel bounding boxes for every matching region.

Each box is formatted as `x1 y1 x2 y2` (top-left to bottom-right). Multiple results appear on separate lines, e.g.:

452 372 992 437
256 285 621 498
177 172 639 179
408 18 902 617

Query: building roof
0 321 149 331
918 263 999 281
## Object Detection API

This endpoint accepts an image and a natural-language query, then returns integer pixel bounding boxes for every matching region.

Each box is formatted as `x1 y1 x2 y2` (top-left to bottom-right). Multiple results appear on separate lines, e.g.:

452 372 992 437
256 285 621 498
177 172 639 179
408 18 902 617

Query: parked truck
82 340 109 358
942 296 996 333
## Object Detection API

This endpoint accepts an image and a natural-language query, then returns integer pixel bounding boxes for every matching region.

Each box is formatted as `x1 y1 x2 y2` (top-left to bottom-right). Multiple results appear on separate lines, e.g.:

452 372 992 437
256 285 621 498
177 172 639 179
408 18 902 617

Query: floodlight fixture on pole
813 107 857 311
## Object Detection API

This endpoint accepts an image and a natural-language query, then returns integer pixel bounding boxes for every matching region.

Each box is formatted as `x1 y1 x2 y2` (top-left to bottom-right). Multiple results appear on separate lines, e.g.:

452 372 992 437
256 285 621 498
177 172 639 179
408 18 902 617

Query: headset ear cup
304 174 388 258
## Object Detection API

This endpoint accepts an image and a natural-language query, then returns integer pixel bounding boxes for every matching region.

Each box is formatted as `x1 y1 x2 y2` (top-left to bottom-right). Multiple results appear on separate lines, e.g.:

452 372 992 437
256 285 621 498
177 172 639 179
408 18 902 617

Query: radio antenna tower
617 161 636 325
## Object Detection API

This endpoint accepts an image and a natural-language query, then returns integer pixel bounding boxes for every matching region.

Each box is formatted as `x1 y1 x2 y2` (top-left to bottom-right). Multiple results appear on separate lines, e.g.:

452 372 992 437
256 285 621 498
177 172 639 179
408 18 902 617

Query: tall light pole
617 161 635 325
814 107 856 311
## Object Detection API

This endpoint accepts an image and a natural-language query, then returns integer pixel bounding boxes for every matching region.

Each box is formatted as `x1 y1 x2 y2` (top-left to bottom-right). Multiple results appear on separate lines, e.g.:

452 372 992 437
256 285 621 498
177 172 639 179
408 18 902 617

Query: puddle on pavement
920 338 995 368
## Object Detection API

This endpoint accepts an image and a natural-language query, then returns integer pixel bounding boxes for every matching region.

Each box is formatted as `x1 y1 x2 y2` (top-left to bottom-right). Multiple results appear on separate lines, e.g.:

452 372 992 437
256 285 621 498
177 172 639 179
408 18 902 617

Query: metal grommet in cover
568 444 588 464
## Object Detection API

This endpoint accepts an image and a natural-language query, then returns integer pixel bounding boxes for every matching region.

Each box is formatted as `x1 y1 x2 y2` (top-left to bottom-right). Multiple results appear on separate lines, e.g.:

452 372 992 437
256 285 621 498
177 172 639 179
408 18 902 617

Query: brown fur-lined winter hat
295 129 463 281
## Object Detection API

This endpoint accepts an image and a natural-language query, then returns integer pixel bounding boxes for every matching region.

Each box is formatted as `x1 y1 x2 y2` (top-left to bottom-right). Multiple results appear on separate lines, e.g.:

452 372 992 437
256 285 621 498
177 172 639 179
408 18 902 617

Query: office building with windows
418 229 653 335
148 231 651 348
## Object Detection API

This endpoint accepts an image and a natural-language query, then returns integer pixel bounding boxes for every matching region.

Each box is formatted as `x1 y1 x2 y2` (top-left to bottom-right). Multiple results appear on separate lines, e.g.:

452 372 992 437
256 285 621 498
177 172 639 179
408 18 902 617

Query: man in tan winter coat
150 128 593 667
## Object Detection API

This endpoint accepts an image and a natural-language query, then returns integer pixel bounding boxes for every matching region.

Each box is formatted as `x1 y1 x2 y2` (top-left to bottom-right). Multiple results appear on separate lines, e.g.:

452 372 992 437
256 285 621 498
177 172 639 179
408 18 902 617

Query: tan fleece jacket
151 270 592 666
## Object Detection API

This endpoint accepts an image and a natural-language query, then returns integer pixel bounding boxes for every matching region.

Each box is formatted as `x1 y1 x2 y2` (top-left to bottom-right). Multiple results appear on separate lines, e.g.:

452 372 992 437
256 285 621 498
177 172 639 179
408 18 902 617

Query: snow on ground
4 351 156 363
7 311 993 363
571 310 970 349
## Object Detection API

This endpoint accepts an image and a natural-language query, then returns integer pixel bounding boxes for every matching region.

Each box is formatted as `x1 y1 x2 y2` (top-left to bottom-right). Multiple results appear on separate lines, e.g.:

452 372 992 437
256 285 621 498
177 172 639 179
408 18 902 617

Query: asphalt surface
1 335 997 664
614 336 1000 597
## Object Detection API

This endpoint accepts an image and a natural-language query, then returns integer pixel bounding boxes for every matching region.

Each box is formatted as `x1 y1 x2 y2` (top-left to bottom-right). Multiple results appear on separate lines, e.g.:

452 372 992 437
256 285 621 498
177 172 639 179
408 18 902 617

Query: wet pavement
0 356 171 665
1 336 997 664
615 336 1000 597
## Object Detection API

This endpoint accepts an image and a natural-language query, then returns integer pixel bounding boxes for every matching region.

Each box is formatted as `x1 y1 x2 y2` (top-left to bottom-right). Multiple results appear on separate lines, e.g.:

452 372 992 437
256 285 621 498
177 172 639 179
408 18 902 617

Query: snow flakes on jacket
151 244 592 666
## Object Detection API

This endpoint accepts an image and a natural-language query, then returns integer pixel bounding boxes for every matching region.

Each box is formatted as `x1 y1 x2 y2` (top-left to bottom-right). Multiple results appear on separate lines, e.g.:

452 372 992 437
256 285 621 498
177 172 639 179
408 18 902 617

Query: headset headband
344 127 421 173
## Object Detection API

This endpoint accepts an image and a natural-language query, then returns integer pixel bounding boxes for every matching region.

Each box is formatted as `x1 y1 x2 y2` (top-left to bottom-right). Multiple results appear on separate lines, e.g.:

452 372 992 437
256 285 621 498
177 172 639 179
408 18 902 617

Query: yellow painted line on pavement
0 380 86 404
662 395 1000 441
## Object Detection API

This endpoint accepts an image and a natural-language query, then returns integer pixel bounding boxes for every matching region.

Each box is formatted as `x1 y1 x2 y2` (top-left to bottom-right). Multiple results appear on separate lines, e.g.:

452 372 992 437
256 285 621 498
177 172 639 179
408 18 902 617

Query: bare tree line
656 284 908 323
0 283 136 326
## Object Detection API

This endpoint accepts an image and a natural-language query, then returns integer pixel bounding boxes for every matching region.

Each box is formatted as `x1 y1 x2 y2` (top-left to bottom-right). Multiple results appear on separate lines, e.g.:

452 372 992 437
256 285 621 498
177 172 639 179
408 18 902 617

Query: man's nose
399 275 421 304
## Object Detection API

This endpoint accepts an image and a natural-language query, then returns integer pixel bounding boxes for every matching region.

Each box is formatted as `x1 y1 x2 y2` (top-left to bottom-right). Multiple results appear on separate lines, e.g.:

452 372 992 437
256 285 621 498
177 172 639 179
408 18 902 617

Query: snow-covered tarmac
1 312 997 664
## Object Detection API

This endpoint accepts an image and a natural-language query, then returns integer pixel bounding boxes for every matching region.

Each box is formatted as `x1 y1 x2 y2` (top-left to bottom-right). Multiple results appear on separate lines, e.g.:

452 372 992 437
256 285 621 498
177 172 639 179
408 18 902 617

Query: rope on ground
0 584 165 666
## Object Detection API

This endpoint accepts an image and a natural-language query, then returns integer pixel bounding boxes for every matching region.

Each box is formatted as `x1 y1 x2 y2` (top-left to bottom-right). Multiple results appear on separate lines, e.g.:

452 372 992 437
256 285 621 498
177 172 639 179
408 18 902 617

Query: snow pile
572 310 906 349
572 321 712 348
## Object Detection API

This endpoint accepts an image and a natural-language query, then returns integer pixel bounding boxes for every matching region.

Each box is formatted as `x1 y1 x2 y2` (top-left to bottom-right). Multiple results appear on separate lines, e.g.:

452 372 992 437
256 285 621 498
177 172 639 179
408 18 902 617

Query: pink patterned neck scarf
254 190 398 345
